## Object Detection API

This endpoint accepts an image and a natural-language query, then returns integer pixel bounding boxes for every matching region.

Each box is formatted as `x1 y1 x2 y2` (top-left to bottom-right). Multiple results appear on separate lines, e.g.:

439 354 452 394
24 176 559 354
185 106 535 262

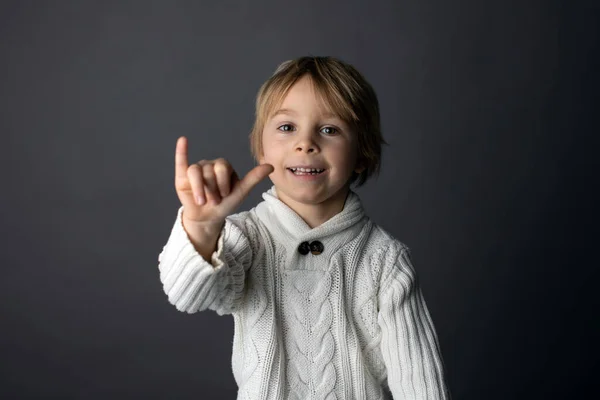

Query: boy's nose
296 143 316 153
295 133 320 153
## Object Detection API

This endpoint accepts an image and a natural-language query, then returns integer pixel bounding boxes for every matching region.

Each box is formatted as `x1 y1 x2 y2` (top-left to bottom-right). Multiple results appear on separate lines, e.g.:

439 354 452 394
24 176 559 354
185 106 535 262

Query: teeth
289 167 324 174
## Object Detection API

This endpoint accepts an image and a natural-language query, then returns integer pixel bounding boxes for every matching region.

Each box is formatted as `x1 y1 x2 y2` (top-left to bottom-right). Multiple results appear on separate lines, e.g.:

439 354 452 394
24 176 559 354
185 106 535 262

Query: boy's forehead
269 84 341 119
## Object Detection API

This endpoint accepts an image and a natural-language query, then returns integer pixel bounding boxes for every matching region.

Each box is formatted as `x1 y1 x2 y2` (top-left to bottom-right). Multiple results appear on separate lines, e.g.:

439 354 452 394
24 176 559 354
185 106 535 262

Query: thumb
231 163 274 202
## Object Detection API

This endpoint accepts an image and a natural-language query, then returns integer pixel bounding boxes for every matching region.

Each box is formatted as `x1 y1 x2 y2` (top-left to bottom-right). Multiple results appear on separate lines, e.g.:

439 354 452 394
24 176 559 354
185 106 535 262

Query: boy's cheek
259 149 275 165
258 152 267 165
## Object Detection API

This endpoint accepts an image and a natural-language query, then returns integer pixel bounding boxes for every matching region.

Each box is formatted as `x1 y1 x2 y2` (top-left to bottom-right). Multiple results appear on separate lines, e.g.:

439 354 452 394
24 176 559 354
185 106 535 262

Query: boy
158 56 450 399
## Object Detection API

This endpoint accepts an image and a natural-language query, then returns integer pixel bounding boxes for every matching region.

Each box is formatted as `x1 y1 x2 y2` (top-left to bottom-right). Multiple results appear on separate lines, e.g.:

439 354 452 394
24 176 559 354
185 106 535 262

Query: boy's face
260 75 364 212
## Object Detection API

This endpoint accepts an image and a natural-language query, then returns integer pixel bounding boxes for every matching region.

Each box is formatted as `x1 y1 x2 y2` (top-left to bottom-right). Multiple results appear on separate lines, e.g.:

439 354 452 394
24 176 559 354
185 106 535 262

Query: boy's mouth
286 167 326 176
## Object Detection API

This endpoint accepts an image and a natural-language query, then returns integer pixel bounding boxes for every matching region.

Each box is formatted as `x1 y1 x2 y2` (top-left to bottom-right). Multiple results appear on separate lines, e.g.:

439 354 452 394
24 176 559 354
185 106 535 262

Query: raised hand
174 136 273 228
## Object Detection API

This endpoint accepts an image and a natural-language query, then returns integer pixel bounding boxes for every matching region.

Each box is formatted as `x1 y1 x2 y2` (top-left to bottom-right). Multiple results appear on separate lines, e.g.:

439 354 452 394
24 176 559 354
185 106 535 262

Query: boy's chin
275 185 347 206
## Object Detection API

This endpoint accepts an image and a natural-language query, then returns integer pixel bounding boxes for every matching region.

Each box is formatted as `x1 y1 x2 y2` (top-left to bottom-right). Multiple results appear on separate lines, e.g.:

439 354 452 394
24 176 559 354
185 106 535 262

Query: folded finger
202 163 221 205
187 163 206 205
214 159 233 197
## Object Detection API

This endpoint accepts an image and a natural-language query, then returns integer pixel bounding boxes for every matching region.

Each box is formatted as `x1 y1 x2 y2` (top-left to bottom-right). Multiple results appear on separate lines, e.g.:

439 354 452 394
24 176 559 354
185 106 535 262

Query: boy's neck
274 186 350 229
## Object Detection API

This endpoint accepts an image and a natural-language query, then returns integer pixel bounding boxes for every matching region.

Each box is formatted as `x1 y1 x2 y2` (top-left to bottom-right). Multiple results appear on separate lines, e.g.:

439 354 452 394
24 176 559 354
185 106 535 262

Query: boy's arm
158 136 273 315
378 247 451 400
158 206 255 316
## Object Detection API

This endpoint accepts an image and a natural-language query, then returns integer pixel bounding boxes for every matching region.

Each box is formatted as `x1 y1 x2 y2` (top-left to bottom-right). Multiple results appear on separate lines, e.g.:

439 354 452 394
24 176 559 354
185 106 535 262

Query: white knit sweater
158 187 450 399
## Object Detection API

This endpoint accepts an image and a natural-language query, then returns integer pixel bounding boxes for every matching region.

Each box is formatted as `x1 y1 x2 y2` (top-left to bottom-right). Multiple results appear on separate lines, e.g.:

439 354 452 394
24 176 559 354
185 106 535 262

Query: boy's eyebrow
271 108 297 117
271 108 342 120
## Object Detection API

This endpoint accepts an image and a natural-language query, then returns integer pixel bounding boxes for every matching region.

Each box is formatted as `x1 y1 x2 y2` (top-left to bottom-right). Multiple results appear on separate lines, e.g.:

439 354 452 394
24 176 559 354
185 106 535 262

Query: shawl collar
254 186 367 244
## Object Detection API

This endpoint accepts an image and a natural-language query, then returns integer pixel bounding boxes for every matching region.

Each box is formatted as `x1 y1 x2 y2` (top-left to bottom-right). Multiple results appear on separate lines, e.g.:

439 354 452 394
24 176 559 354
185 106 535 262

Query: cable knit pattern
158 186 450 399
284 270 336 399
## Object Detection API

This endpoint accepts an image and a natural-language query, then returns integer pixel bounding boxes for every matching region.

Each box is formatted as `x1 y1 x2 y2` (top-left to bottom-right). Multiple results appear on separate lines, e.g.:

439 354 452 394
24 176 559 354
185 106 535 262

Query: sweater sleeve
377 247 450 399
157 206 255 316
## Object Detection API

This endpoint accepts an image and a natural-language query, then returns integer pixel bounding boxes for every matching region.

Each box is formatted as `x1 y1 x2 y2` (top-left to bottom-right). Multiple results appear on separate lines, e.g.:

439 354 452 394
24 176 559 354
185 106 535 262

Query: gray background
1 0 597 399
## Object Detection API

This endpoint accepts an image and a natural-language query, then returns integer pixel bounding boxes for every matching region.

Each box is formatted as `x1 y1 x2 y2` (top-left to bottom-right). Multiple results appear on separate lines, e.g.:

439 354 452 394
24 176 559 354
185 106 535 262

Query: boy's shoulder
366 220 411 258
362 220 416 289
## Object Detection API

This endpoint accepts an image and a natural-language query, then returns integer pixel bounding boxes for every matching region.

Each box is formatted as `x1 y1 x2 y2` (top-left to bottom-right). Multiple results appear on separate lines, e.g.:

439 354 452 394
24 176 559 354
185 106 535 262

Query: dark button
298 241 310 255
309 241 324 255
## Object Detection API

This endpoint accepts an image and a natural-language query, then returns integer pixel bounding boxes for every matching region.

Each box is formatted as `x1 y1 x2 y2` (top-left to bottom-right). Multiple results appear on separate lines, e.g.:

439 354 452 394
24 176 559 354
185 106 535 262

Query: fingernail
196 195 205 205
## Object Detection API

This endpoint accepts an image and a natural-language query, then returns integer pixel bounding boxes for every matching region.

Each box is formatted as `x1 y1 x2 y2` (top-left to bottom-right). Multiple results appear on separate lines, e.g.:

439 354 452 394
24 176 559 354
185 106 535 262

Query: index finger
175 136 189 180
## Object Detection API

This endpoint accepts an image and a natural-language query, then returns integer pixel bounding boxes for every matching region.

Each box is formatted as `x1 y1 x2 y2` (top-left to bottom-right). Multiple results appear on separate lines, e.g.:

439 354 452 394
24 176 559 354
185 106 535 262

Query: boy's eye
277 124 295 132
320 126 338 135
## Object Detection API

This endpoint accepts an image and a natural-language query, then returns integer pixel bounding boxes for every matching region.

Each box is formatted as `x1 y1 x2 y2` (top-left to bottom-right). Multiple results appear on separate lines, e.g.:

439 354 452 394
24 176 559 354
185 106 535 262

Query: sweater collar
254 186 367 243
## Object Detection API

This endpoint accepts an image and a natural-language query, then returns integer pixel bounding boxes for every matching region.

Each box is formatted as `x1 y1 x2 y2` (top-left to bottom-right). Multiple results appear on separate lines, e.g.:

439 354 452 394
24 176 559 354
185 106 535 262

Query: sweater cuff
158 207 228 306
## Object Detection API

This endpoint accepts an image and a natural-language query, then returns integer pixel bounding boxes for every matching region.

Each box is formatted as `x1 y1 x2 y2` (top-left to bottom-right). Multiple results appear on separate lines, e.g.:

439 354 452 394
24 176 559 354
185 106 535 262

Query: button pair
298 241 324 255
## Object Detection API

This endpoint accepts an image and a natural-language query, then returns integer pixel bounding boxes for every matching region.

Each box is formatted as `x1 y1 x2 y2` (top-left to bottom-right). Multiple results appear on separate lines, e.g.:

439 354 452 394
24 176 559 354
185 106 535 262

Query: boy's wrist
182 217 224 237
181 216 225 262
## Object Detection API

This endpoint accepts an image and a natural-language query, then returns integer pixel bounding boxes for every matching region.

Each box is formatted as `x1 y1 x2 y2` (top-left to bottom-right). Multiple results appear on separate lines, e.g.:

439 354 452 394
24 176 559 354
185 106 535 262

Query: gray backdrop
1 1 596 399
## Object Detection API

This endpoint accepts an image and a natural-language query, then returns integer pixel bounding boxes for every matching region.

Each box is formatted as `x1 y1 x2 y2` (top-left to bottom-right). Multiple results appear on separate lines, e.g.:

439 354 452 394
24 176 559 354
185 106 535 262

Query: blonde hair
249 56 385 186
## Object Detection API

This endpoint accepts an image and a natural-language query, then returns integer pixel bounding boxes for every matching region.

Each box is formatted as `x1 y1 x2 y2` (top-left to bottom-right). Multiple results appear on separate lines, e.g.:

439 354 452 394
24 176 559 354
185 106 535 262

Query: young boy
158 56 450 399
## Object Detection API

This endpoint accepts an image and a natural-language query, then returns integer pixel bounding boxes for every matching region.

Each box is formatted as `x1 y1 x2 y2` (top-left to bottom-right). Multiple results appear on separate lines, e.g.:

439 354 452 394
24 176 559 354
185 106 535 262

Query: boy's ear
354 162 366 174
